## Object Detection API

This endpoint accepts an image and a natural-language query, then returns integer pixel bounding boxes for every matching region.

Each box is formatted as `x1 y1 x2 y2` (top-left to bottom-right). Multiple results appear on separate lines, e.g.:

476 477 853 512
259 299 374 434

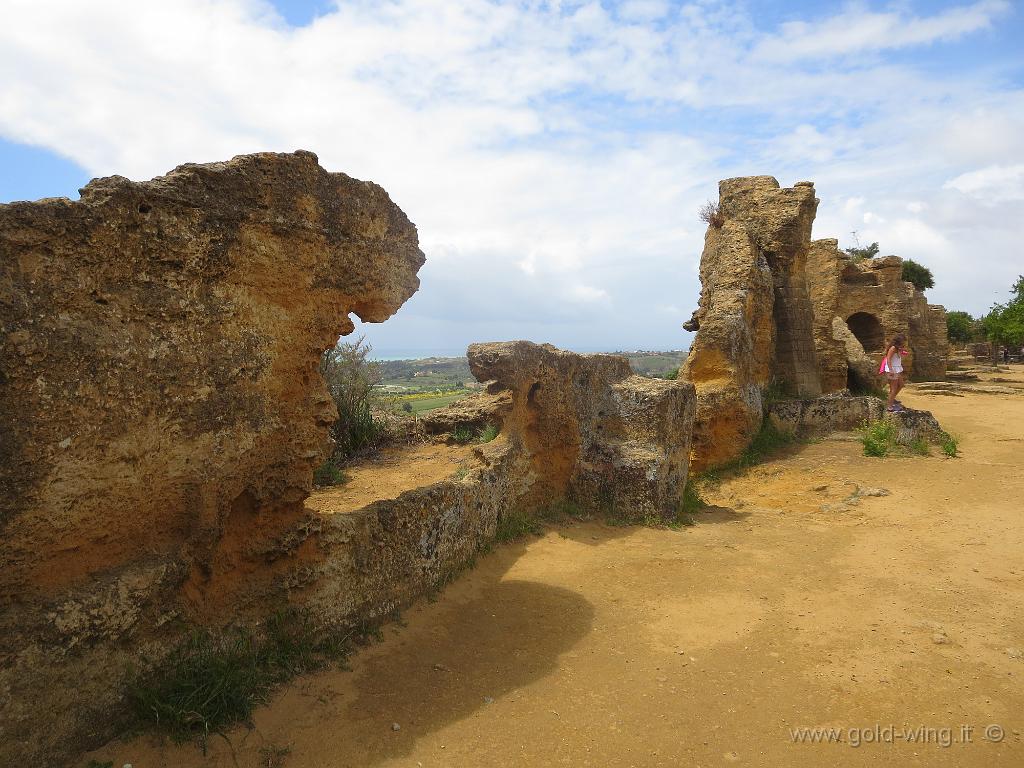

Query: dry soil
90 369 1024 767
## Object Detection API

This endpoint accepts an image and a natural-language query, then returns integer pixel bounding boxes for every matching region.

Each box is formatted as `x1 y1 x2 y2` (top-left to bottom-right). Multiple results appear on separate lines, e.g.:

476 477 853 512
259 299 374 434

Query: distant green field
399 392 468 414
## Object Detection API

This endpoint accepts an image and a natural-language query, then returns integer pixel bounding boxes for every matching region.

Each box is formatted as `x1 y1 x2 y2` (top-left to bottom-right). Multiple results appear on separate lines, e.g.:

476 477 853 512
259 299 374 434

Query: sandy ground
92 369 1024 767
306 442 479 515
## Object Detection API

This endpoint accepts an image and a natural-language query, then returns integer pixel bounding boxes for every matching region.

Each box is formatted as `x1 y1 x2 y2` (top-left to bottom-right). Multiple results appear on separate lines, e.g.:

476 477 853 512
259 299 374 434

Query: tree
945 311 975 344
982 275 1024 347
901 258 934 292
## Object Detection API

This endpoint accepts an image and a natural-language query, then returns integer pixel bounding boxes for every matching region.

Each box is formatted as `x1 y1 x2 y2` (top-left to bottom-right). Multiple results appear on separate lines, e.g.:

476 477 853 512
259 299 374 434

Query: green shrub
320 337 385 461
312 462 348 486
129 609 353 745
451 425 475 444
940 431 959 457
680 480 707 515
843 238 879 261
477 424 499 443
860 420 898 457
901 258 934 291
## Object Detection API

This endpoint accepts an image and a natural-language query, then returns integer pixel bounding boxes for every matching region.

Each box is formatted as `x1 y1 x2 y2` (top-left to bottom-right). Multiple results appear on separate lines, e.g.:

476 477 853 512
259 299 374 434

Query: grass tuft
909 436 931 456
939 431 959 457
494 508 544 542
128 609 355 746
735 419 795 468
259 744 291 768
477 424 499 443
313 461 348 487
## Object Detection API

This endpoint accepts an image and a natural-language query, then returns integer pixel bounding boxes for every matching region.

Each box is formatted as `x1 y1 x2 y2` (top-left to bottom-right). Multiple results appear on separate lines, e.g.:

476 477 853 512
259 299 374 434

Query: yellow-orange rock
0 151 423 766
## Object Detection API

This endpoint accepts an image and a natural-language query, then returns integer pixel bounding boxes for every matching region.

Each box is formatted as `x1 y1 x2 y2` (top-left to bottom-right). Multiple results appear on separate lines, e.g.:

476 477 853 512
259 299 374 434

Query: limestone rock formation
682 176 821 470
681 218 774 471
0 151 424 765
466 341 696 519
767 391 884 436
684 177 949 469
806 239 948 383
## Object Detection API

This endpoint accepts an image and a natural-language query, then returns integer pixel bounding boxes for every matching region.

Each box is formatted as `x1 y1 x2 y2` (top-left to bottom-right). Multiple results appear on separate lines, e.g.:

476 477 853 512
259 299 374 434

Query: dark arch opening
846 312 885 354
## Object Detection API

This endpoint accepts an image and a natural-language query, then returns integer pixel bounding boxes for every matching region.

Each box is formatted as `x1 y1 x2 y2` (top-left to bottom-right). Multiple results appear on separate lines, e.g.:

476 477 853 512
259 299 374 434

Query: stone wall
684 178 948 469
1 156 697 766
809 243 948 383
0 151 426 765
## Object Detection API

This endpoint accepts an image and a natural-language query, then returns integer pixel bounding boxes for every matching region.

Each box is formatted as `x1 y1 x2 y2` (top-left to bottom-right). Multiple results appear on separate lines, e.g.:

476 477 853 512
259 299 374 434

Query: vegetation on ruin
320 337 387 460
128 608 365 748
843 238 879 261
494 508 545 543
698 200 724 228
450 423 499 444
858 420 958 459
900 258 934 291
860 420 898 457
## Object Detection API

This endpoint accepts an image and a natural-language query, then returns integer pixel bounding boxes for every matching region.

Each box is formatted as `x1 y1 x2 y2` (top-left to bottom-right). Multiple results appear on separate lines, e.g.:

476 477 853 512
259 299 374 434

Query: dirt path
92 371 1024 767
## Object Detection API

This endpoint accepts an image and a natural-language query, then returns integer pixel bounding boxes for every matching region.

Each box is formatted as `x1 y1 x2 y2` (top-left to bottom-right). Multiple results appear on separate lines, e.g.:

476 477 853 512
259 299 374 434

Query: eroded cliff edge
0 151 425 763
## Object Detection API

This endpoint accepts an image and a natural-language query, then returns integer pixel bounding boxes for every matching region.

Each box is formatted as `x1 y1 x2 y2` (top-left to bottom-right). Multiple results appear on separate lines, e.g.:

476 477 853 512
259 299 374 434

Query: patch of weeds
451 466 470 481
940 431 959 457
909 436 931 456
313 461 348 487
259 744 291 768
451 425 475 444
86 761 114 768
128 608 355 747
494 508 544 543
860 419 898 457
736 419 795 467
477 424 499 443
761 378 795 409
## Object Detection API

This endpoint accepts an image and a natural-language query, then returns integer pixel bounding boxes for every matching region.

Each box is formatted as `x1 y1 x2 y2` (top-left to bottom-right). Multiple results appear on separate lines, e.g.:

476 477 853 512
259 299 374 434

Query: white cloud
943 163 1024 203
754 0 1010 62
0 0 1022 344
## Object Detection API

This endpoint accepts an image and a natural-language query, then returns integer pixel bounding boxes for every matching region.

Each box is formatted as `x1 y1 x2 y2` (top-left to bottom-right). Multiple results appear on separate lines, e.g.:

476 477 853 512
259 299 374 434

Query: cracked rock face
467 341 697 520
0 151 423 765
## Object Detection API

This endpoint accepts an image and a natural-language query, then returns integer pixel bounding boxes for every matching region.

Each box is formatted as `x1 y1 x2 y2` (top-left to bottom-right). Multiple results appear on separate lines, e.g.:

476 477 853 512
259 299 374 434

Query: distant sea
370 348 468 361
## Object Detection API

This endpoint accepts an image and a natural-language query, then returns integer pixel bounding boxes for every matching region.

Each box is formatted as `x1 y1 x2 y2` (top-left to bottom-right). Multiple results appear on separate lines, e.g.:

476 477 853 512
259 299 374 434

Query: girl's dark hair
888 333 906 351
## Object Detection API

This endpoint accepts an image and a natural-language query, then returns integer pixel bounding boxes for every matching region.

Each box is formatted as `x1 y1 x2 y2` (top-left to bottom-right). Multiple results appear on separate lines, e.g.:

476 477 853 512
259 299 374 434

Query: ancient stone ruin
0 153 694 766
682 176 948 469
1 157 947 766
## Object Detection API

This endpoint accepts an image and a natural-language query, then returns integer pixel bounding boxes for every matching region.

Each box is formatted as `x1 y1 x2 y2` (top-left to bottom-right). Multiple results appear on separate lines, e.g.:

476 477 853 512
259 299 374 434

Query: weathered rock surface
0 151 424 766
717 176 821 397
681 218 774 471
466 341 697 519
684 177 949 469
885 407 945 445
807 241 948 382
767 391 884 436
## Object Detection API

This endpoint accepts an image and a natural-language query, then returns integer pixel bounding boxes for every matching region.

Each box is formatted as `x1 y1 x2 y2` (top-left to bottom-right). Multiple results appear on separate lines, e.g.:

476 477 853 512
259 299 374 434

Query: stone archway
846 312 885 354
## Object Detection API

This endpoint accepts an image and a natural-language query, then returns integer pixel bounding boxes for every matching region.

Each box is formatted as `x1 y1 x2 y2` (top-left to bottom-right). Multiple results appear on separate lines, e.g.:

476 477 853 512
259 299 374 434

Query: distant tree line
945 276 1024 348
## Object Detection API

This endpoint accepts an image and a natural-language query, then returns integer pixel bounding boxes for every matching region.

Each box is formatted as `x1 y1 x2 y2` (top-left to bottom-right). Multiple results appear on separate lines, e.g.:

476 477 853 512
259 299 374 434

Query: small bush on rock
699 200 724 228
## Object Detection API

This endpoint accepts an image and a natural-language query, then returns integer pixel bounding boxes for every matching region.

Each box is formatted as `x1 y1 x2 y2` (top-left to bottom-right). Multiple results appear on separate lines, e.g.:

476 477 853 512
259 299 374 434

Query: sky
2 0 1022 357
